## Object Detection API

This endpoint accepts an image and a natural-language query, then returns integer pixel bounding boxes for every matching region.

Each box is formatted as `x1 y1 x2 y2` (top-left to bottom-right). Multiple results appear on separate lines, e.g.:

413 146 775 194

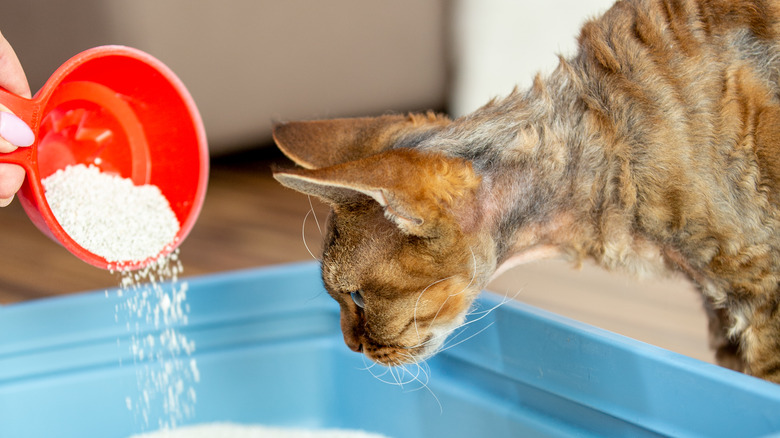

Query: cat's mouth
347 320 455 367
358 335 439 367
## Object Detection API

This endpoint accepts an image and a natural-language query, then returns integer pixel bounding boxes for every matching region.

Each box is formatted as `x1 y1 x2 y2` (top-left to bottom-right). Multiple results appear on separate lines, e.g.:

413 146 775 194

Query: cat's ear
272 113 450 169
273 148 480 236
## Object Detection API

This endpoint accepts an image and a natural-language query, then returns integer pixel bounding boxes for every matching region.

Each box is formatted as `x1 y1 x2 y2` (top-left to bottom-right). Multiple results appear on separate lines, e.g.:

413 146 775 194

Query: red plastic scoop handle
0 88 37 171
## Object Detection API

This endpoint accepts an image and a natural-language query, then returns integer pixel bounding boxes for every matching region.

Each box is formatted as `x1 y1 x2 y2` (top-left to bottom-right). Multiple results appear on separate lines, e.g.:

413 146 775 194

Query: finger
0 137 15 153
0 163 25 205
0 31 31 99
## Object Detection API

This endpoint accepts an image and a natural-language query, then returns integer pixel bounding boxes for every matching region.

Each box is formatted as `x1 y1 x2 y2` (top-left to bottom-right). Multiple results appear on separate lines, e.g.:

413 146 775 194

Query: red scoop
0 46 209 271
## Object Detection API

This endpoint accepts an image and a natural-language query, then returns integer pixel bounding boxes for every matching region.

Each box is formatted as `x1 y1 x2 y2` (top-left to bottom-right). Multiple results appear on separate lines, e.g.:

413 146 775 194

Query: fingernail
0 112 34 147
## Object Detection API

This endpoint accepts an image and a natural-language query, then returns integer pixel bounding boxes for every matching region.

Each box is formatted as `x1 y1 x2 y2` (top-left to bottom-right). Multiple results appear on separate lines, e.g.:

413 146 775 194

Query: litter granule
42 164 180 263
114 250 199 431
128 423 390 438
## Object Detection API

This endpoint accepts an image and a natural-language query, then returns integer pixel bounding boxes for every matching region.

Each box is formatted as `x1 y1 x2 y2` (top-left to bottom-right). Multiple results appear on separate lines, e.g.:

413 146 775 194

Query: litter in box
128 422 390 438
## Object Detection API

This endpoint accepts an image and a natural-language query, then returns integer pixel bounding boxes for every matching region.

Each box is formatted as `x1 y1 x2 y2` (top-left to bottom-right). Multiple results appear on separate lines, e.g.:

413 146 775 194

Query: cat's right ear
272 113 450 169
272 148 481 237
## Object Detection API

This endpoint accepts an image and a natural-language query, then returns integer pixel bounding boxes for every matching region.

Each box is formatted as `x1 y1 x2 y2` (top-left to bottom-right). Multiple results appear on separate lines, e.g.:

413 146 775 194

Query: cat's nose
346 337 363 353
340 310 365 353
341 319 364 352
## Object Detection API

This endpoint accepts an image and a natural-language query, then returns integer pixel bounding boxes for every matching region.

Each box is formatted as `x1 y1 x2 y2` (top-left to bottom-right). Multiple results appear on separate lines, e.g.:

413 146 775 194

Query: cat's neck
431 61 662 278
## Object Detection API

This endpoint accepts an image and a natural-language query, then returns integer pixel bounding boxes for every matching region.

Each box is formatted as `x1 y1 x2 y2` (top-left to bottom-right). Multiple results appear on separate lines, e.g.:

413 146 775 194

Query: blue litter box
1 262 779 437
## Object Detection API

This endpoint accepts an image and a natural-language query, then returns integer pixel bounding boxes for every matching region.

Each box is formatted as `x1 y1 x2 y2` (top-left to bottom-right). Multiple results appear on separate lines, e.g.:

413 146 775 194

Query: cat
272 0 780 384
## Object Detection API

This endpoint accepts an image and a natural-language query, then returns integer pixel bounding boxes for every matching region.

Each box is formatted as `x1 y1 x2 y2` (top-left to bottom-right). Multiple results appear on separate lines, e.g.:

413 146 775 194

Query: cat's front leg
704 301 744 373
736 299 780 383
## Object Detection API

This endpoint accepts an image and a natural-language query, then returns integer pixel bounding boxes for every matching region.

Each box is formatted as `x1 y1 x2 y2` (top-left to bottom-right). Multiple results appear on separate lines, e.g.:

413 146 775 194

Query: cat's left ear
272 112 451 169
273 148 481 236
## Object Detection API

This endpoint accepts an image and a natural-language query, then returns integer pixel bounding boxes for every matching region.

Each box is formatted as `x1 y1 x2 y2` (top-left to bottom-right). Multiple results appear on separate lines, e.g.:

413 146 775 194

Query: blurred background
0 0 711 363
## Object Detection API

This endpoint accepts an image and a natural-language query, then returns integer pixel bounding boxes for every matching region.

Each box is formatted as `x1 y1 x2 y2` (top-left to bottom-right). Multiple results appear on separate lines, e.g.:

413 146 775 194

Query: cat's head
272 114 497 366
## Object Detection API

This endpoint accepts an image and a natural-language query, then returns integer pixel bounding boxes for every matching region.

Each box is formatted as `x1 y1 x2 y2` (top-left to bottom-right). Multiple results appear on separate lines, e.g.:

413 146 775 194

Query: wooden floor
0 148 713 364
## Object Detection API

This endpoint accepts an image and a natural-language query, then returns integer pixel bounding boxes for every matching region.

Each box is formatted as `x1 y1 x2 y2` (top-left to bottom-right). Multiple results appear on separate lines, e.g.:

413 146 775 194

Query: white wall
450 0 616 117
0 1 448 154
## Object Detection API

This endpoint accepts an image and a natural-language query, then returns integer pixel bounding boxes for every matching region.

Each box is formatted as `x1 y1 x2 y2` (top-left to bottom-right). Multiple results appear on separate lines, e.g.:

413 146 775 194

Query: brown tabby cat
273 0 780 383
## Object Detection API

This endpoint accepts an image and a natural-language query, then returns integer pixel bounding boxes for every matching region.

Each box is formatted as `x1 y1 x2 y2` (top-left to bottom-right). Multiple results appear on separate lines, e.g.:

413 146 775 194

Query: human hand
0 30 34 207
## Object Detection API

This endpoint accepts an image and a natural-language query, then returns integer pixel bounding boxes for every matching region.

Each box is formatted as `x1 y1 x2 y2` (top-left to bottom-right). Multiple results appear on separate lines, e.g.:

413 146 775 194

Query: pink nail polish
0 112 34 147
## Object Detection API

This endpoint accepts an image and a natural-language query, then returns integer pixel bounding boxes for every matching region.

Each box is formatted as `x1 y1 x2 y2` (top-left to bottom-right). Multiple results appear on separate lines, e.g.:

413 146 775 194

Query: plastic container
0 262 778 437
0 46 208 270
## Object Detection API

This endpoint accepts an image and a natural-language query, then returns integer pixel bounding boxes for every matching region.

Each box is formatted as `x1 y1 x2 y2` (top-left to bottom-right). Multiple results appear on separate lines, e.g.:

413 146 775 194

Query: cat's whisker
406 357 429 382
392 366 408 389
387 366 399 387
427 247 479 335
418 378 442 413
393 356 426 385
413 275 455 342
438 321 495 355
428 289 522 353
465 246 478 290
307 195 323 236
357 357 381 372
301 209 321 262
399 356 442 414
363 359 402 386
372 365 415 388
409 287 521 352
464 287 522 319
399 356 429 387
361 354 404 383
409 324 475 356
449 291 517 334
358 350 435 391
360 355 421 388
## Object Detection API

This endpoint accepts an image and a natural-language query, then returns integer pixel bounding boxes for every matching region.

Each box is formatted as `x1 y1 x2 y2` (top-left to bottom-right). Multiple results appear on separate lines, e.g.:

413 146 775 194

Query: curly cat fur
274 0 780 383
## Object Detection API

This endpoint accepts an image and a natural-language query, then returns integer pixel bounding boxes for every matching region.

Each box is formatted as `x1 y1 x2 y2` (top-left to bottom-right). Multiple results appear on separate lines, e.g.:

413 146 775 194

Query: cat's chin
360 319 460 367
362 339 441 367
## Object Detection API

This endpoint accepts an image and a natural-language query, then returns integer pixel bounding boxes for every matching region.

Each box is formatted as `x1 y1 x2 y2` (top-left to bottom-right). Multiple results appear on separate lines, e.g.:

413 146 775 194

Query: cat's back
565 0 780 282
577 0 780 85
574 0 780 197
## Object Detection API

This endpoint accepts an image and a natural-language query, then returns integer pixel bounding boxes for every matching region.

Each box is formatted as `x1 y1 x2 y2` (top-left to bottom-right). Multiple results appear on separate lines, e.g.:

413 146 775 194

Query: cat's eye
350 291 365 308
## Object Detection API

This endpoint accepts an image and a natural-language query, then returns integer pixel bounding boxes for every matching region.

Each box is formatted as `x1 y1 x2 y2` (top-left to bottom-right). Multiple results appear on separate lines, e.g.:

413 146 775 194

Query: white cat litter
42 164 180 263
43 163 195 429
128 423 390 438
115 250 198 431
